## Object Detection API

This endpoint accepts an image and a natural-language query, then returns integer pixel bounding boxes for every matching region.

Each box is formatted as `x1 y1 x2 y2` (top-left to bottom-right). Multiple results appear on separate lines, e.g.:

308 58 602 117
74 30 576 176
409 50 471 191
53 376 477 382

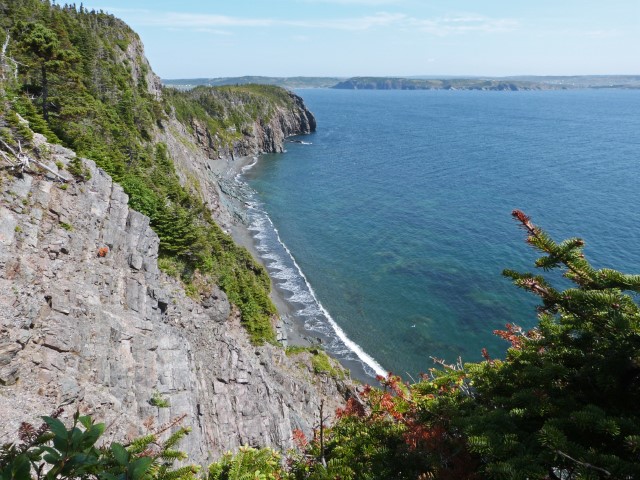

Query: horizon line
161 73 640 80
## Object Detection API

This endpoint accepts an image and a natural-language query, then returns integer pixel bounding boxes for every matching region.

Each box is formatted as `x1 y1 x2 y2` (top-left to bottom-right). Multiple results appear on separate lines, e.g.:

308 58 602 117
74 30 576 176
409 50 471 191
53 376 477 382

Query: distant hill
333 76 640 90
162 76 345 89
504 75 640 89
332 77 561 91
164 75 640 91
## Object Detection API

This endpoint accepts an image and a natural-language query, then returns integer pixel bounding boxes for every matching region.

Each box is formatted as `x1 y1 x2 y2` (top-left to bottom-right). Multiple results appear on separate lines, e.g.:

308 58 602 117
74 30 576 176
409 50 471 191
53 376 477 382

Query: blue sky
83 0 639 79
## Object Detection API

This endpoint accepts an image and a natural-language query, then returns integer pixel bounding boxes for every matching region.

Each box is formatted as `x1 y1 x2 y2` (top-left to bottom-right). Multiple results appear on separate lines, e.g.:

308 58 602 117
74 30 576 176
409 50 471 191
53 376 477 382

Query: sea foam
240 166 387 379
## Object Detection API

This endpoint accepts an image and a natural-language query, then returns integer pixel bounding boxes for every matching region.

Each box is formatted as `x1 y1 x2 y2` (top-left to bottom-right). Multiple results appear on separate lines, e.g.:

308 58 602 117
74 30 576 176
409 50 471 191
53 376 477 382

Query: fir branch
511 210 595 289
152 414 187 438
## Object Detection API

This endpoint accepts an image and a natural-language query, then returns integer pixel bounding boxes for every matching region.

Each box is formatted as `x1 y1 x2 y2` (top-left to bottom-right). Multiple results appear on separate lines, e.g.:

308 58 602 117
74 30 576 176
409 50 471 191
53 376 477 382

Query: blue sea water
242 88 640 382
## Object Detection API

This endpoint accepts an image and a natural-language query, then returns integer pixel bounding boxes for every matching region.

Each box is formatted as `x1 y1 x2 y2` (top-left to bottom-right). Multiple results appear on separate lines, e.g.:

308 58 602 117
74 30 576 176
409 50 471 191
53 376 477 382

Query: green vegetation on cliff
0 0 309 343
164 83 299 146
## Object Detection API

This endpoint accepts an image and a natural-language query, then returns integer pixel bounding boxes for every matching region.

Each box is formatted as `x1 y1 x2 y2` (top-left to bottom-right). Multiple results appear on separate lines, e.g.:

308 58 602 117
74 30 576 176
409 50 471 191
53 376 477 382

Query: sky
82 0 639 79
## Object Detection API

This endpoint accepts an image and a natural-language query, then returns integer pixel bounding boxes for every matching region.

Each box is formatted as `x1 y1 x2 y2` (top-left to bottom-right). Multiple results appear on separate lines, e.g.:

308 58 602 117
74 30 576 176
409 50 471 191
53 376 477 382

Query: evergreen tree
13 21 74 120
282 211 640 479
464 210 640 478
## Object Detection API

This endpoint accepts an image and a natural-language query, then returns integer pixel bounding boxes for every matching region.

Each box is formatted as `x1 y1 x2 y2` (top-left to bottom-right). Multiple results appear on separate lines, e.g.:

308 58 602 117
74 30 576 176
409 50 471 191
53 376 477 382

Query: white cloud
141 12 275 28
584 29 622 38
533 27 624 40
193 28 234 36
288 12 407 30
102 7 517 36
409 15 519 35
110 9 406 31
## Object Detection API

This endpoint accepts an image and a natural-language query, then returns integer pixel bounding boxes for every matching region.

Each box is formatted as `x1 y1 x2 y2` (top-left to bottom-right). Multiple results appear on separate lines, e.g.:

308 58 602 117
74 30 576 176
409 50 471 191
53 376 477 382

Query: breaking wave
238 168 386 379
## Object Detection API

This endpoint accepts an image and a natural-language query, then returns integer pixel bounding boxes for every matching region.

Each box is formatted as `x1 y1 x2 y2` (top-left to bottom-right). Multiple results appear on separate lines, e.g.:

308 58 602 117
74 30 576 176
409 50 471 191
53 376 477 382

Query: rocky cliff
0 132 350 465
0 2 351 464
159 90 316 227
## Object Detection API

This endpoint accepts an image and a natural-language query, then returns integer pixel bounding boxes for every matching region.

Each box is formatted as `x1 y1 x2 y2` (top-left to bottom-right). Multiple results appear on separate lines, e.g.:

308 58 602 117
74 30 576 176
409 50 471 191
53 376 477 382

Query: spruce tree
285 211 640 479
13 21 71 120
463 210 640 478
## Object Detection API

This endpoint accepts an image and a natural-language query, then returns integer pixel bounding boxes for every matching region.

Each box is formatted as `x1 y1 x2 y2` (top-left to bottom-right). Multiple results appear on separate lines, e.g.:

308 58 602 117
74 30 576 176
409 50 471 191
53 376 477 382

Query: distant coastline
163 74 640 91
162 75 345 90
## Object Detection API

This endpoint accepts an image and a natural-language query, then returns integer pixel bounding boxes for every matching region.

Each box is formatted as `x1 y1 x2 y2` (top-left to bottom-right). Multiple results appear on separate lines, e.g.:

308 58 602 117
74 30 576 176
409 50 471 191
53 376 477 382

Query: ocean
241 88 640 382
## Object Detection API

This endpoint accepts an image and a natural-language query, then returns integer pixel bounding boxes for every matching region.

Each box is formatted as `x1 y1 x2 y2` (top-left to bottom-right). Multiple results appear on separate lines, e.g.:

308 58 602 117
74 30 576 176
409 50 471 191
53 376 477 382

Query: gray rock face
243 93 316 154
159 91 316 232
121 34 163 100
0 136 352 465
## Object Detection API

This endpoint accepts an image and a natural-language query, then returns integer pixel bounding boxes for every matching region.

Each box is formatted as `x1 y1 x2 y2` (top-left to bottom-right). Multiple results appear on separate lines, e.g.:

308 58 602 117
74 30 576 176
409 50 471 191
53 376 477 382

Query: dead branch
319 400 327 468
151 413 188 437
0 148 17 166
1 31 18 82
555 450 611 477
1 31 9 81
0 138 69 182
0 137 18 157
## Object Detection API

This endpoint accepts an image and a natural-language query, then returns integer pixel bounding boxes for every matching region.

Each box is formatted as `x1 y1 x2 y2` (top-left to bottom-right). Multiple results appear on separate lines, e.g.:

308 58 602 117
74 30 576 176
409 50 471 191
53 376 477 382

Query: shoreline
211 152 382 384
212 154 317 349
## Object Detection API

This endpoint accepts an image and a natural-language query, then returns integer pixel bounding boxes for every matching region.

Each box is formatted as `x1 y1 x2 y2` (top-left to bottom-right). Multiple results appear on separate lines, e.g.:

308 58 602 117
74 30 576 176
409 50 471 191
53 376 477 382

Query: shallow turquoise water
242 88 640 380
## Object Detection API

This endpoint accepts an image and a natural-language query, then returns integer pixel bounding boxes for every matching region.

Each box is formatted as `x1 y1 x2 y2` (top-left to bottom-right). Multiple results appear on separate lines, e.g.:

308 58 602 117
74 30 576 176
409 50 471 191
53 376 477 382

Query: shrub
216 212 640 479
0 410 200 480
149 390 171 408
67 157 91 181
207 446 284 480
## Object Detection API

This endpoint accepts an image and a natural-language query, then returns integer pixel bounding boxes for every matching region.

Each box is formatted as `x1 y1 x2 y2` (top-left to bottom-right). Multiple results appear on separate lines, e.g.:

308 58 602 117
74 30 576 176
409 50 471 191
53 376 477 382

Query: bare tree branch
0 138 69 182
1 31 9 81
555 450 611 477
0 148 17 166
319 400 327 468
1 31 19 81
0 137 18 156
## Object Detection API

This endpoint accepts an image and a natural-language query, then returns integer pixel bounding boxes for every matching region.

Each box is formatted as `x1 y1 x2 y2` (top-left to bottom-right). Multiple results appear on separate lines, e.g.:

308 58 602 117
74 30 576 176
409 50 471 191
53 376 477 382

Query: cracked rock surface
0 136 352 465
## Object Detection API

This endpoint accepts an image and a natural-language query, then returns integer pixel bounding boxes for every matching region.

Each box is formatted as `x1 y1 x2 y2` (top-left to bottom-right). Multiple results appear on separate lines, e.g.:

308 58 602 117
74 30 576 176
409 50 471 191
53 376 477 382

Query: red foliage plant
493 323 541 350
493 323 525 349
97 246 109 257
357 373 479 479
335 397 365 419
292 428 309 449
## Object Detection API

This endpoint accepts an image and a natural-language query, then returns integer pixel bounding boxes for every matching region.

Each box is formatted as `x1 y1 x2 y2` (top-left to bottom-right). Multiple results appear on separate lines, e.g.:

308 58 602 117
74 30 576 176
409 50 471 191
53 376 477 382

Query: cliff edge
0 1 348 466
0 133 349 465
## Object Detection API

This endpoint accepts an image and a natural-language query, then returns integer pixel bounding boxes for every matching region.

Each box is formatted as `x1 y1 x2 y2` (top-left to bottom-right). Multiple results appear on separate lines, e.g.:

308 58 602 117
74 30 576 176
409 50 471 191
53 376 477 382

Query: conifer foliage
0 409 199 480
468 210 640 478
1 0 284 343
210 211 640 479
303 210 640 479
